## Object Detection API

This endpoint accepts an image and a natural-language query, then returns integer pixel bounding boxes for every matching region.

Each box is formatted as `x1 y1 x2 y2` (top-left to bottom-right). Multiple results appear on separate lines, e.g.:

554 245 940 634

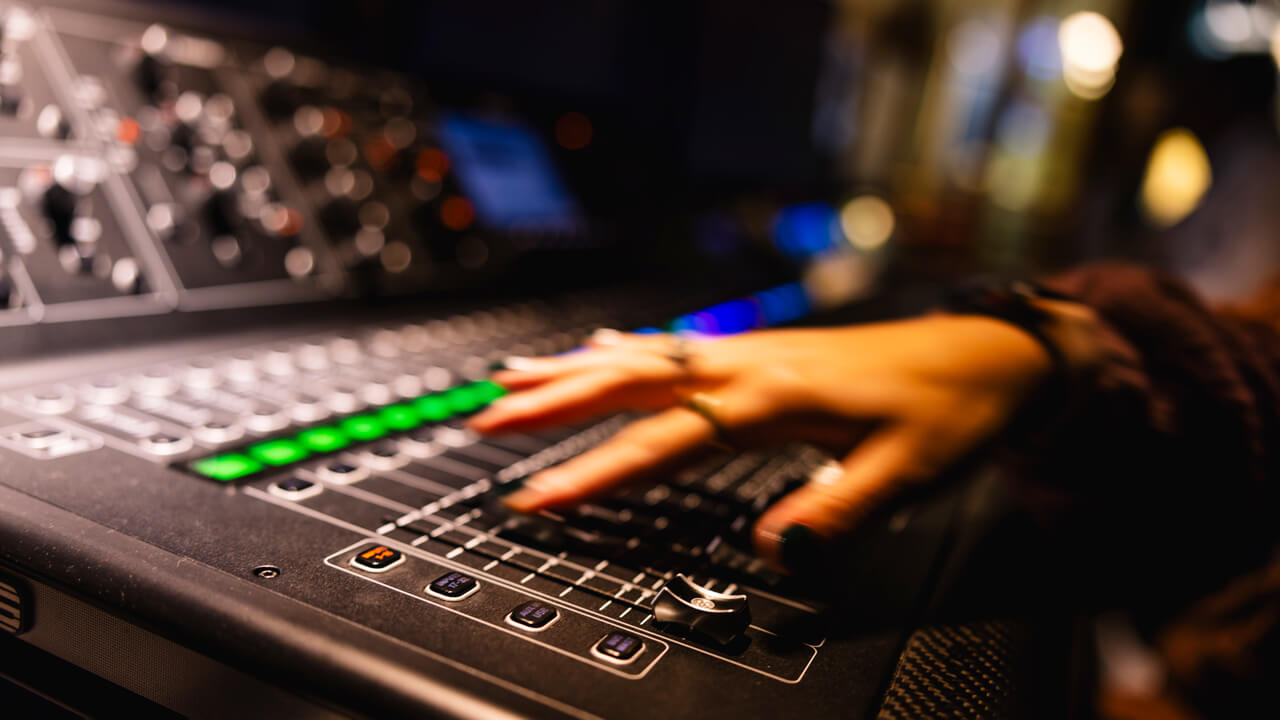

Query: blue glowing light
772 203 841 259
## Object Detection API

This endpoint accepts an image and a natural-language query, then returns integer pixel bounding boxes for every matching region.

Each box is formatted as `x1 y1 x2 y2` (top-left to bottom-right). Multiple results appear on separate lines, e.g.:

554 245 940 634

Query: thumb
752 425 924 573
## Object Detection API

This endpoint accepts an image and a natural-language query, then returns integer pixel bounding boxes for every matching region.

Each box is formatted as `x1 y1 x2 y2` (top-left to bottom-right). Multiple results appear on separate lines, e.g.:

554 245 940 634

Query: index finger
502 407 715 512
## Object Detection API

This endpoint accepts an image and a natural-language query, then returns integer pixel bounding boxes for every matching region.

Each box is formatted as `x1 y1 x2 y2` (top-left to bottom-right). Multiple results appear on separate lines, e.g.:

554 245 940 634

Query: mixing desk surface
0 2 972 718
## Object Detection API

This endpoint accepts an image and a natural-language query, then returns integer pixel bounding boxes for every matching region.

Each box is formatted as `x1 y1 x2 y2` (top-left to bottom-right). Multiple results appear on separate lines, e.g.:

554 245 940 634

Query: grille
877 620 1022 720
0 574 27 635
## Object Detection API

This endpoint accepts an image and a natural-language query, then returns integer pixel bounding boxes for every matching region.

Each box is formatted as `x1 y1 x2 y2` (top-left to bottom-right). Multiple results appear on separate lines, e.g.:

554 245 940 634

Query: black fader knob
203 188 238 237
651 574 752 645
42 181 77 246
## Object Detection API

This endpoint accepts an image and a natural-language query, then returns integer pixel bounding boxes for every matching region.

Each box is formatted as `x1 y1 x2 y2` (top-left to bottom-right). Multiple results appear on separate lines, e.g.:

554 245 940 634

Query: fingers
751 425 923 572
489 333 694 392
502 407 716 512
470 369 672 434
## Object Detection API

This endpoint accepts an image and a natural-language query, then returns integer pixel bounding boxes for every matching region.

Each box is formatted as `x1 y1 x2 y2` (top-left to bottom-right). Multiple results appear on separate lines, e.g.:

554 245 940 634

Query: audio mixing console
0 3 969 718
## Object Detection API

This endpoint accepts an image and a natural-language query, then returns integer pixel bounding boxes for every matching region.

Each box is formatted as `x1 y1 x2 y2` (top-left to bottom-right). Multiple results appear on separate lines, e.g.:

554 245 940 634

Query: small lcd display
437 114 582 233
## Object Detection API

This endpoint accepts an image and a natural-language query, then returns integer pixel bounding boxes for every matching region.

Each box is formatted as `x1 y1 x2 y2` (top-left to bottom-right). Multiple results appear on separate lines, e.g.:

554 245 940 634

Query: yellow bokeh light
1140 128 1212 228
839 195 895 250
1272 22 1280 69
1058 11 1123 99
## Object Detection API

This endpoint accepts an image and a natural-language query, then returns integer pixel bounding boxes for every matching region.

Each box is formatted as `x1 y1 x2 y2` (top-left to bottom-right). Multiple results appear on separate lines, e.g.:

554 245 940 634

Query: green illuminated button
413 394 452 422
444 386 484 414
340 415 388 442
296 426 351 453
378 404 421 431
470 379 507 404
247 439 311 466
191 453 262 482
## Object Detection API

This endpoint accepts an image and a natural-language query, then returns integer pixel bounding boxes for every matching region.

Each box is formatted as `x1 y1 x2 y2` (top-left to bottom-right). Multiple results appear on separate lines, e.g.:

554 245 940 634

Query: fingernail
779 525 825 575
493 476 526 497
591 328 625 346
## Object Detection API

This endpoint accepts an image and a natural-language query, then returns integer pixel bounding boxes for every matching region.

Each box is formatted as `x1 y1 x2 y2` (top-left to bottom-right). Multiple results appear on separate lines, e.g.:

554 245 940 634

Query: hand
470 311 1087 571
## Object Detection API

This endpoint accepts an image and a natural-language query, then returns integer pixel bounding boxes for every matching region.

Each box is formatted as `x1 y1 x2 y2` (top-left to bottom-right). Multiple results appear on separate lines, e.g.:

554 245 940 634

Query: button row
347 546 643 664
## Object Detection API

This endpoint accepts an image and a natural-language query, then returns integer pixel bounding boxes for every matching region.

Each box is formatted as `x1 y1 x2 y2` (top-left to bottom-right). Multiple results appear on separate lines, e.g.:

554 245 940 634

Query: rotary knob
651 574 751 644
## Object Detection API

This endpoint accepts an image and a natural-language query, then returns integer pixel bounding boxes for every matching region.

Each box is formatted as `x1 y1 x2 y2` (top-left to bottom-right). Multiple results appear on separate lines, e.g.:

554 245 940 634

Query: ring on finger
681 391 735 448
662 334 694 373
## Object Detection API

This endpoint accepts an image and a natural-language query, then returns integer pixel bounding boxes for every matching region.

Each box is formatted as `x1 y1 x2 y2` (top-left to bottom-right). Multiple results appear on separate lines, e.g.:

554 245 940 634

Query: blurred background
155 0 1280 308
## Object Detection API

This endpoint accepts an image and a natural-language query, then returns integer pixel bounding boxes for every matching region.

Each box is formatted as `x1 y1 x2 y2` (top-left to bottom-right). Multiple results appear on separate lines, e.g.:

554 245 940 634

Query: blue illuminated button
426 571 479 600
592 631 645 664
351 545 404 573
507 600 559 631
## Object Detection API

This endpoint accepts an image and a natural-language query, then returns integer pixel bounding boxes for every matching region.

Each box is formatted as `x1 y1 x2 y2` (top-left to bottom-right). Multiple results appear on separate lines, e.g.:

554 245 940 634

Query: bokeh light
1140 128 1212 228
838 195 894 250
772 203 840 259
1058 11 1123 100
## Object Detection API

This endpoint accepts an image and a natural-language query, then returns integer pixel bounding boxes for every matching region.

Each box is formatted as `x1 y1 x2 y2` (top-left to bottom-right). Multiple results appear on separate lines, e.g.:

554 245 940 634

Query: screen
437 114 583 234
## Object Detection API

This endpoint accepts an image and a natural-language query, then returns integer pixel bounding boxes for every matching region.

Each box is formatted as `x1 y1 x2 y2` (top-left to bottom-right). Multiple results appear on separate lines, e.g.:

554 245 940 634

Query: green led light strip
188 380 506 483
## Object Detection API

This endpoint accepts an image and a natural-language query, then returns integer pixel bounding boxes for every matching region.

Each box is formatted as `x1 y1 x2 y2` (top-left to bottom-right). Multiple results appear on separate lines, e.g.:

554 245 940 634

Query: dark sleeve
1034 262 1280 504
1028 263 1280 716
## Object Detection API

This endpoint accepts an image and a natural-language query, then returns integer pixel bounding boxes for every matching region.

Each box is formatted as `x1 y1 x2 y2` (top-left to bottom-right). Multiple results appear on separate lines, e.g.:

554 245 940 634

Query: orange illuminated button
351 545 405 573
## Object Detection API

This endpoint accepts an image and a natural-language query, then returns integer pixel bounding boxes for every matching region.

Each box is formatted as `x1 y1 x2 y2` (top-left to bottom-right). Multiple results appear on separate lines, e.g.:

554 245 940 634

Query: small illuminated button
82 377 129 405
340 415 387 442
192 420 244 445
390 373 423 399
369 329 400 358
243 406 289 433
592 632 645 665
191 453 262 482
25 387 74 415
358 381 394 407
247 438 309 466
324 388 362 414
318 461 368 484
434 424 477 448
295 342 330 370
268 476 322 501
182 360 221 389
426 571 479 600
358 444 409 471
443 385 485 415
378 404 421 431
288 395 330 423
19 427 67 449
135 369 177 396
140 432 193 455
412 394 452 422
398 427 441 458
507 600 559 632
224 354 258 382
297 426 351 453
352 545 405 573
260 348 294 376
329 336 362 364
